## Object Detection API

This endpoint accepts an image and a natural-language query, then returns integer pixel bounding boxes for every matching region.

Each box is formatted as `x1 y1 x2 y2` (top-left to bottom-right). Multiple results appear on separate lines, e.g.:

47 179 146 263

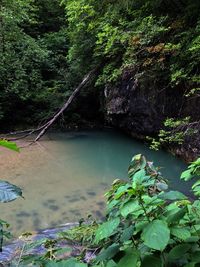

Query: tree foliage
0 0 69 129
0 0 199 133
61 0 200 90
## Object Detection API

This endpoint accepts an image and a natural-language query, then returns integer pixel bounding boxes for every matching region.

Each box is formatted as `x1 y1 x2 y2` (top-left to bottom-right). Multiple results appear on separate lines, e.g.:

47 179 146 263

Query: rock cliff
104 68 200 161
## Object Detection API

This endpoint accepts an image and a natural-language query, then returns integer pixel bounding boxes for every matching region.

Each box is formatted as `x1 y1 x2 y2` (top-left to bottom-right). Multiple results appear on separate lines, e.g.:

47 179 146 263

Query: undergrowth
13 154 200 267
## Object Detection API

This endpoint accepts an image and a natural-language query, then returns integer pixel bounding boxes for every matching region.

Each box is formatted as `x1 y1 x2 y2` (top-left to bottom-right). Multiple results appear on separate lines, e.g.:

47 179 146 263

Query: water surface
0 129 188 236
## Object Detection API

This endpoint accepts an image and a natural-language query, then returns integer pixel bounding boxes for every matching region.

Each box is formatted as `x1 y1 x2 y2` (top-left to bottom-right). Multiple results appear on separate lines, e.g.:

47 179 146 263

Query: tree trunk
3 64 102 143
34 67 98 141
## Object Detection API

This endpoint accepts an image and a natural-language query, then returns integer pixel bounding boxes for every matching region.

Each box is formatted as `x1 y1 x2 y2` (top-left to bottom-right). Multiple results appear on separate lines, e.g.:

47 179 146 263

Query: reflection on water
0 129 187 236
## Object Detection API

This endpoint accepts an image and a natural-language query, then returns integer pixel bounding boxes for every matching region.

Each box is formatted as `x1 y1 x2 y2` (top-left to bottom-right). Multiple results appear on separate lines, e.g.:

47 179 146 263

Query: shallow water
0 129 188 236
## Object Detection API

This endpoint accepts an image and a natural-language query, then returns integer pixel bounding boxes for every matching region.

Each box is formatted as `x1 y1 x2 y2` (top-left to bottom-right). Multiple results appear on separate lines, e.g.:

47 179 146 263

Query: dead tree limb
3 65 102 143
34 67 99 142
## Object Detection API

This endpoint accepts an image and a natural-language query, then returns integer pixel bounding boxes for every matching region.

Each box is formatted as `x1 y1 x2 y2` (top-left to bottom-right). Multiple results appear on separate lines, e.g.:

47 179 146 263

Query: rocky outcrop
104 68 200 161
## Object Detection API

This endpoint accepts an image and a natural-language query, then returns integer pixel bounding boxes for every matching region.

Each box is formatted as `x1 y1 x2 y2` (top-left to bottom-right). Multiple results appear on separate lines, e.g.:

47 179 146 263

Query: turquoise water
0 129 188 236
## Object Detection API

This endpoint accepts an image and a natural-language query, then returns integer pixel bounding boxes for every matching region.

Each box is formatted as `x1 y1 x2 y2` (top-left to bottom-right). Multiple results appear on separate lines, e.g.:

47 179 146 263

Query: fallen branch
3 65 101 143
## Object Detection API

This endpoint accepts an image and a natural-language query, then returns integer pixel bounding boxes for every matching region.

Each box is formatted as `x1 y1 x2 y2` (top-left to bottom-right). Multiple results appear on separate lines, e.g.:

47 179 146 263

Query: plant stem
139 196 150 222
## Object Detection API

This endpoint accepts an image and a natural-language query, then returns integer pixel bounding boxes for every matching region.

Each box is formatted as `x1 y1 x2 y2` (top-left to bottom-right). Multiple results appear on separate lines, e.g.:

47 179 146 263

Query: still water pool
0 129 188 236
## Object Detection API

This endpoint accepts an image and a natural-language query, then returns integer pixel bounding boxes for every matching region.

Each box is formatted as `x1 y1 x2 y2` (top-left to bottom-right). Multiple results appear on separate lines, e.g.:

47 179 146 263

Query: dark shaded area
16 211 31 218
87 191 96 197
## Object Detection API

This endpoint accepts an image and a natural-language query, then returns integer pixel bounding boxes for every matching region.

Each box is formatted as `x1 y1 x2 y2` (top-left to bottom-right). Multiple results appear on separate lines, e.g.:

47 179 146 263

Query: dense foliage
0 0 199 134
0 0 69 129
62 0 200 91
8 154 200 267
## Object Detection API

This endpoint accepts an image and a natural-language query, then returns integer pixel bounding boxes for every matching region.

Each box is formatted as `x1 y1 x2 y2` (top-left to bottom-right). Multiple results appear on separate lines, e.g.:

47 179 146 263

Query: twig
16 242 26 267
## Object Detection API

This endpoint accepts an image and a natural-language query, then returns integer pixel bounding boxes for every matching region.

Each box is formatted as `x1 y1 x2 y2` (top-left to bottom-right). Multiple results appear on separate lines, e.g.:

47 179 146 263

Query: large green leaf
159 191 187 200
95 218 120 243
96 243 120 261
166 206 187 224
0 140 19 152
0 181 23 203
117 249 139 267
120 200 143 218
168 244 191 260
132 169 146 182
141 220 170 251
170 226 191 240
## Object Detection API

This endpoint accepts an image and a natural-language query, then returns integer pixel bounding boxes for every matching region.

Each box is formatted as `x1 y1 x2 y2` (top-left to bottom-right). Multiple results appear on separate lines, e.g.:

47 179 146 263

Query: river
0 129 188 236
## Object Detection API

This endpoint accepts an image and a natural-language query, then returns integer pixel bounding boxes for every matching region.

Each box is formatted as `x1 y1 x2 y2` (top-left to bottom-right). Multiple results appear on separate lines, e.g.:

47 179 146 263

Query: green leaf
106 260 117 267
96 243 120 261
0 219 9 227
185 236 199 243
95 218 120 243
190 224 200 235
168 244 191 260
181 170 193 181
93 261 117 267
135 221 148 234
156 182 168 191
120 200 143 218
117 249 139 267
141 220 170 251
45 259 87 267
170 226 191 240
192 185 200 196
142 195 164 206
159 191 187 200
120 225 134 242
114 184 130 199
128 154 146 178
24 238 48 251
0 140 20 152
141 255 162 267
107 199 120 212
166 207 187 224
132 169 146 182
192 180 200 189
191 251 200 263
0 181 23 203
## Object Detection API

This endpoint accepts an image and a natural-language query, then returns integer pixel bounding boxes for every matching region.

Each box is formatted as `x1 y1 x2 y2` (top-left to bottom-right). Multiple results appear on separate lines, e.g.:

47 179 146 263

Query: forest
1 0 199 149
0 0 200 266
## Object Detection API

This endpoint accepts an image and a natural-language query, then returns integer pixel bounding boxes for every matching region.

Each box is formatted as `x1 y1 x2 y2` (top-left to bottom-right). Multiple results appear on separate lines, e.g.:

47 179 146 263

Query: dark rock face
104 68 200 161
